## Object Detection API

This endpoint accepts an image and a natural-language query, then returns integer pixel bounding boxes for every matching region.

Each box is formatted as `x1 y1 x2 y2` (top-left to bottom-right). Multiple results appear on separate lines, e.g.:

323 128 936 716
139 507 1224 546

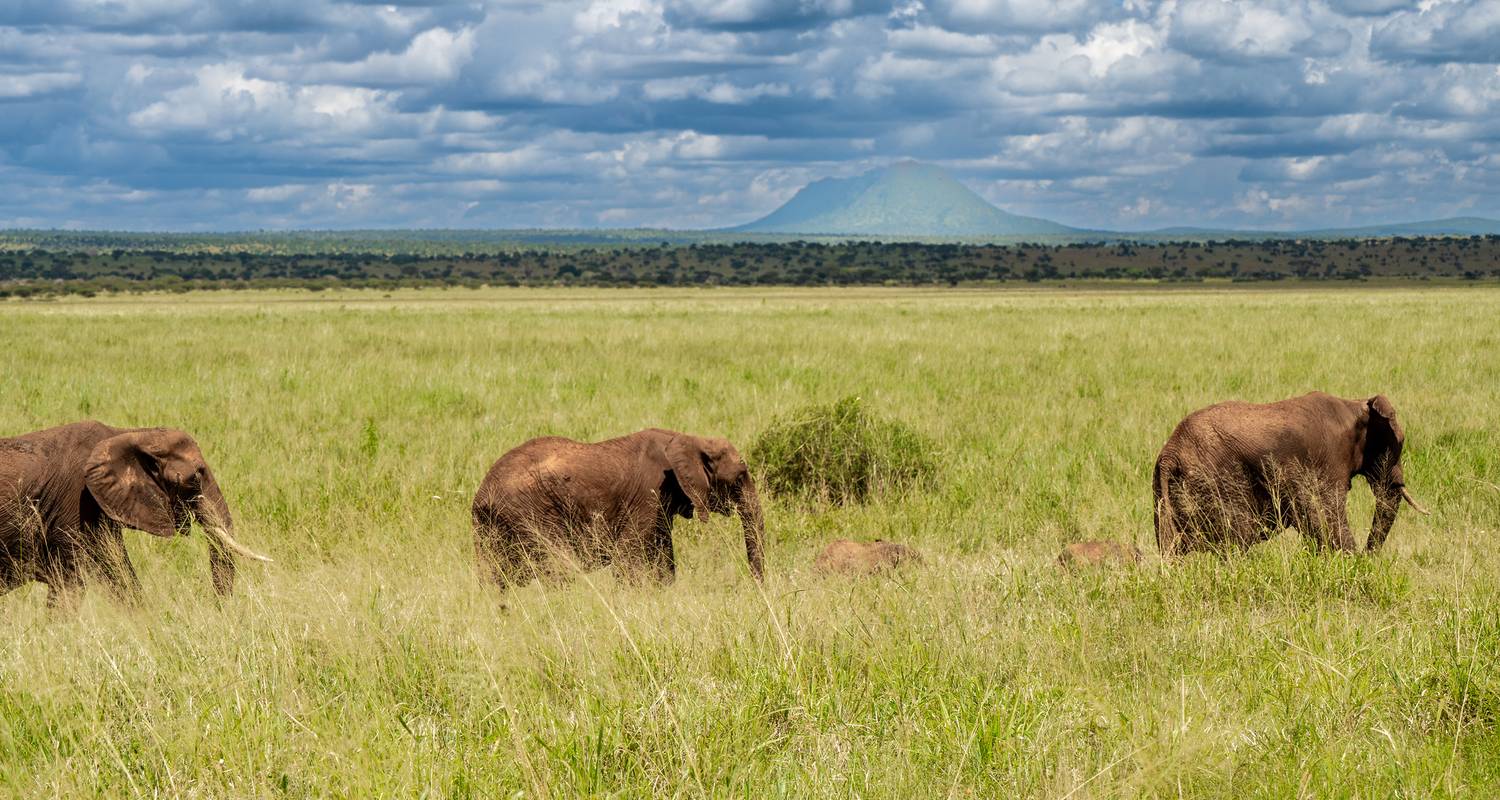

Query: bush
751 396 938 505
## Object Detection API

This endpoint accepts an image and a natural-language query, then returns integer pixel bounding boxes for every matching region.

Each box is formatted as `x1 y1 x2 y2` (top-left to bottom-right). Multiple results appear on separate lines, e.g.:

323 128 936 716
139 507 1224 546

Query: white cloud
1171 0 1350 62
246 184 306 202
0 71 82 99
929 0 1124 32
887 24 997 55
1373 1 1500 63
306 26 477 86
128 64 394 138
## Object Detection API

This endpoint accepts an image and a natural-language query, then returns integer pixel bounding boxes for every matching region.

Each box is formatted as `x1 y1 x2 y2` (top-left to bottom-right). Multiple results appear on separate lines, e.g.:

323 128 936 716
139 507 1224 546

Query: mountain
1141 217 1500 239
1298 217 1500 238
733 161 1077 237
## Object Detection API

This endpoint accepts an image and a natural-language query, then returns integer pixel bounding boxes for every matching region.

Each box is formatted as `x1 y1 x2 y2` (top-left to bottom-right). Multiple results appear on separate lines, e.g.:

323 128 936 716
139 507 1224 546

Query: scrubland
1 285 1497 797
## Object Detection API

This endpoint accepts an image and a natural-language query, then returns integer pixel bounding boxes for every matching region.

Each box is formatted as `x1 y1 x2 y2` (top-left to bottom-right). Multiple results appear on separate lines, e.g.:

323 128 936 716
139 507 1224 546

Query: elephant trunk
1366 484 1401 552
193 478 271 596
733 480 766 581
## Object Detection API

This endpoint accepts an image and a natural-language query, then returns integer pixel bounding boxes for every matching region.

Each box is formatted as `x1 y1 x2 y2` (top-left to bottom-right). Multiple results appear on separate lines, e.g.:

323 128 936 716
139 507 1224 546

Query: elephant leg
1286 485 1352 553
1319 485 1355 553
1222 493 1264 552
613 506 675 586
647 517 677 585
534 552 578 588
37 539 86 616
45 581 83 616
611 546 652 586
1192 474 1256 553
476 533 529 589
42 562 84 616
94 530 143 606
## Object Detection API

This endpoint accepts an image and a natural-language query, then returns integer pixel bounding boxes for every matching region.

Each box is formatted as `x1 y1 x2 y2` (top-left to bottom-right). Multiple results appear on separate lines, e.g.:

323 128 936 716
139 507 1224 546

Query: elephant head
1359 395 1428 551
84 428 271 595
661 432 765 580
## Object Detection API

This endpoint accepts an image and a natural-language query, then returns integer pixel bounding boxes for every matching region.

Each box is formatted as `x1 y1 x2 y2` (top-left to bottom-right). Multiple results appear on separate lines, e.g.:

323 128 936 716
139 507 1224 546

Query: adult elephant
0 421 271 610
1154 392 1428 556
472 428 765 592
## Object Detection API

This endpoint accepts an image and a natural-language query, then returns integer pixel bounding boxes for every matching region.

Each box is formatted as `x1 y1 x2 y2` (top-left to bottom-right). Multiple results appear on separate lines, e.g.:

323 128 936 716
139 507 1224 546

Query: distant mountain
1300 217 1500 237
733 161 1077 237
1142 217 1500 239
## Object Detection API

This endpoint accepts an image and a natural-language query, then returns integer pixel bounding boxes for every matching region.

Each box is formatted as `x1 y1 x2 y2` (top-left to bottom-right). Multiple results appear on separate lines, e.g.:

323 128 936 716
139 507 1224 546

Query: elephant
813 538 923 576
0 421 271 611
1057 540 1143 569
471 428 765 592
1154 392 1428 556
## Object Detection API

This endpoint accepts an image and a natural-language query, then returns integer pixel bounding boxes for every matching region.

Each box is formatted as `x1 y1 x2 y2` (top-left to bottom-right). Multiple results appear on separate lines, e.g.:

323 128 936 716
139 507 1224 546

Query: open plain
2 285 1498 797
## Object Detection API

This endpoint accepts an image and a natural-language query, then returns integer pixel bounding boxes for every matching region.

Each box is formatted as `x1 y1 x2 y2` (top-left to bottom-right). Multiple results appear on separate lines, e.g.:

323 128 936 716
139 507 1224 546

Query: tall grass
1 285 1498 797
751 395 937 505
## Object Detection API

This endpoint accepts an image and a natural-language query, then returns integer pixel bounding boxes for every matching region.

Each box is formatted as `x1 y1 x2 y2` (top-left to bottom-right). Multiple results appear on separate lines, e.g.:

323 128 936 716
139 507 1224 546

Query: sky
1 0 1497 232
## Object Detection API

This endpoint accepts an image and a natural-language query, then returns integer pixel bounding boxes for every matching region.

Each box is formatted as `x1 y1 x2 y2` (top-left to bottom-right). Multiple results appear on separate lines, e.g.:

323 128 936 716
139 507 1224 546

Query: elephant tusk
191 495 273 562
207 525 273 562
1400 487 1430 516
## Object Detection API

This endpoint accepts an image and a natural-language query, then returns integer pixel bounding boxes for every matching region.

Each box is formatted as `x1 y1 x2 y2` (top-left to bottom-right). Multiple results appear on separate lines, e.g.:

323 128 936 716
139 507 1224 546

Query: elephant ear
1368 394 1405 441
84 432 178 537
664 434 712 522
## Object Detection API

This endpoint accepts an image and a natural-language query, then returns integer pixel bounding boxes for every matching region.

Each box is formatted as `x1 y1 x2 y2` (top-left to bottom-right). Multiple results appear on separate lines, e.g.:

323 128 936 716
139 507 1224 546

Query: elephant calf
472 428 765 593
1057 540 1143 569
1154 392 1428 556
813 539 923 576
0 421 271 611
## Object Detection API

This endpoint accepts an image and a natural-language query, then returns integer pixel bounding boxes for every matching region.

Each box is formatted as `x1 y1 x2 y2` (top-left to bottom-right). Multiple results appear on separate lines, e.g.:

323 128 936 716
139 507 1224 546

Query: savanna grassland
2 285 1498 798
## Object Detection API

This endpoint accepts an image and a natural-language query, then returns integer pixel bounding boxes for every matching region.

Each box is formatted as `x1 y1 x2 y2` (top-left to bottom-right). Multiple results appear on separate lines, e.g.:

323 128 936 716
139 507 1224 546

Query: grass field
2 285 1498 797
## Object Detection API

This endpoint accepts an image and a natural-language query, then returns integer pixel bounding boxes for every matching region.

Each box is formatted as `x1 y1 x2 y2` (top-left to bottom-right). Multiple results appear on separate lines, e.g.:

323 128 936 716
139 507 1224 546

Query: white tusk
192 496 273 562
205 523 273 562
1400 487 1430 516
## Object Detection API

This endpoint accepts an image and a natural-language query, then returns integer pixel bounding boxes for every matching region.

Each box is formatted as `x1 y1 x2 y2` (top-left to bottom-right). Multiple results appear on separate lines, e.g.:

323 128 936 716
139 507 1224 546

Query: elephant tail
1154 456 1181 557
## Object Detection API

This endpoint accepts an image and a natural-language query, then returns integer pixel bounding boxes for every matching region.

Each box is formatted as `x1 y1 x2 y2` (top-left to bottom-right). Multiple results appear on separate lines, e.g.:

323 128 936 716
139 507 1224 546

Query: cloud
661 0 888 31
1169 0 1351 63
927 0 1126 33
300 26 477 87
886 25 998 56
1372 1 1500 63
0 71 83 100
1327 0 1417 16
128 64 396 140
0 0 1495 230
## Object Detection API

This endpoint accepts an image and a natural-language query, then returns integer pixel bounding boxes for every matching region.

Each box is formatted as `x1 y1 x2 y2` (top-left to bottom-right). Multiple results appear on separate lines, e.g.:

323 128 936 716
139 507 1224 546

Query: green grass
1 285 1498 797
752 395 938 505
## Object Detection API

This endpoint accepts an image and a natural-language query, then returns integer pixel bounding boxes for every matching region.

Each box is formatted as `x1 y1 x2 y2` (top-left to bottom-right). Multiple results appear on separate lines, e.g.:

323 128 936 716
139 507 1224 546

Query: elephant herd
0 391 1428 612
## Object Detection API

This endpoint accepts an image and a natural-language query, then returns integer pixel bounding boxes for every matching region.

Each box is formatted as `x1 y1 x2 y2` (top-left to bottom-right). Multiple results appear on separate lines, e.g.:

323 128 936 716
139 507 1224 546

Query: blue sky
1 0 1497 231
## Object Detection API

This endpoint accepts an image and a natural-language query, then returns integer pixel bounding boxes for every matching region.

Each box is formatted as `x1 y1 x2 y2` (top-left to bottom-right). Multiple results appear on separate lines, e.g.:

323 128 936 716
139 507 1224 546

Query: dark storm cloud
0 0 1496 231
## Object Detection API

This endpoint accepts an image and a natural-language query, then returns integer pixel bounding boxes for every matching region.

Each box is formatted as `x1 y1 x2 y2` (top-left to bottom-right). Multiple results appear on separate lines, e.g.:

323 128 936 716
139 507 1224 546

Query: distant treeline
3 237 1499 297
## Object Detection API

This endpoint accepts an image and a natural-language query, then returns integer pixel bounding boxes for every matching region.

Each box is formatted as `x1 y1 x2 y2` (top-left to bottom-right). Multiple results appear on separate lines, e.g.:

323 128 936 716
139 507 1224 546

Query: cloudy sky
1 0 1497 231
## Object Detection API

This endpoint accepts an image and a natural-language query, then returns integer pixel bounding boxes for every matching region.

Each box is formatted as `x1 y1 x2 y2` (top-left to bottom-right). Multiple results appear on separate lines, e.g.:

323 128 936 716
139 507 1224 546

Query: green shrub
751 396 938 505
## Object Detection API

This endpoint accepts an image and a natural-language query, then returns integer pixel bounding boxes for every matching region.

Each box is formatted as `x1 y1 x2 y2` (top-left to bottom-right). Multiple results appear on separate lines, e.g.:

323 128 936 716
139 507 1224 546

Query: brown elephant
1057 540 1143 569
813 539 923 576
1154 392 1428 556
472 428 765 592
0 421 271 611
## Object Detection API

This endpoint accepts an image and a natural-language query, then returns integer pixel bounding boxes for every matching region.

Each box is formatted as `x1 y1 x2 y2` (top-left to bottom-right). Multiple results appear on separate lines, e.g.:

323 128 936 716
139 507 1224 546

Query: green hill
733 161 1077 237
